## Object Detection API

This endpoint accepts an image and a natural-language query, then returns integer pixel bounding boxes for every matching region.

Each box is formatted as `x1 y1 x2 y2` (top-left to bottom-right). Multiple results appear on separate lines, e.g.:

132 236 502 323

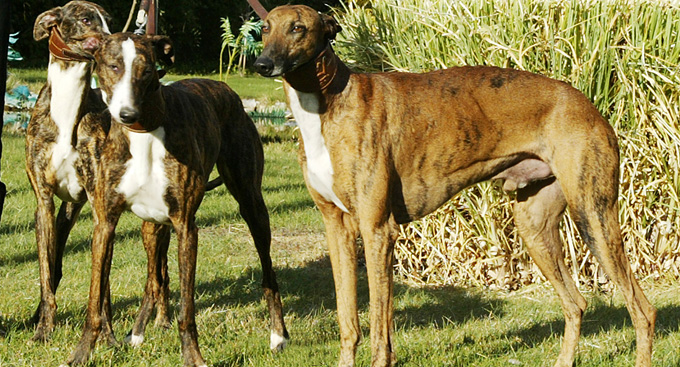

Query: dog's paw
124 332 144 347
270 331 288 352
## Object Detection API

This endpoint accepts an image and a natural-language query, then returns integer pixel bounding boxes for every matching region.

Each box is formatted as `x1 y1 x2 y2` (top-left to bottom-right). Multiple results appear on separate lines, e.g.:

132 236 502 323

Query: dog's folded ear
34 8 61 41
321 13 342 41
147 35 175 66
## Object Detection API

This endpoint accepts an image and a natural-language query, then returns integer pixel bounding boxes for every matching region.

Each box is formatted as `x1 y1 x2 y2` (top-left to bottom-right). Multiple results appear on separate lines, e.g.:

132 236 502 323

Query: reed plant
334 0 680 289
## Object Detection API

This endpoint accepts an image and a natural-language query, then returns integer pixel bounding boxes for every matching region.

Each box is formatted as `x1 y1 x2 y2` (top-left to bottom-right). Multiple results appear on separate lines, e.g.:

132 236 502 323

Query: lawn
1 69 680 366
6 68 287 103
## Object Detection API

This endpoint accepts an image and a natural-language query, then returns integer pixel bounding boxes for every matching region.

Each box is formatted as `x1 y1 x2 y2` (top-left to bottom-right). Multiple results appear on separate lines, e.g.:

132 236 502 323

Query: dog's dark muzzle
119 107 140 124
253 56 275 77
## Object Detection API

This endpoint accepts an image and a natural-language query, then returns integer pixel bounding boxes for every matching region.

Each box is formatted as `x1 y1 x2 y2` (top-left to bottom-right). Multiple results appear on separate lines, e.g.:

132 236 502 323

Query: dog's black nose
119 107 140 123
254 57 274 76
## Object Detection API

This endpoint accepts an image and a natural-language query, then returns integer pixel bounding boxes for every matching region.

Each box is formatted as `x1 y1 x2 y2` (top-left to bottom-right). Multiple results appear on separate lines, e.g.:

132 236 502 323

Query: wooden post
147 0 158 35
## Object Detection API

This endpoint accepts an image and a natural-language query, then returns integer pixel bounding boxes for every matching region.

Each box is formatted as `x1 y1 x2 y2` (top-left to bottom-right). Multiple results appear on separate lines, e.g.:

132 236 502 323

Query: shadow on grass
188 256 680 361
7 249 679 367
190 254 505 330
495 296 680 360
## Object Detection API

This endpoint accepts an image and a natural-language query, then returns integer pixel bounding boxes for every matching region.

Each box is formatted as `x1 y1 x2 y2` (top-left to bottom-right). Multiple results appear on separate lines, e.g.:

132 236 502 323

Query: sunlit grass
6 67 286 103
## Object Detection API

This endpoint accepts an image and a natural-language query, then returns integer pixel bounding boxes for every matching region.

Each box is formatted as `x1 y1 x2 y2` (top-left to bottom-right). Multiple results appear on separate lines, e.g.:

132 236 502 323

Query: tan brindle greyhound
254 5 656 367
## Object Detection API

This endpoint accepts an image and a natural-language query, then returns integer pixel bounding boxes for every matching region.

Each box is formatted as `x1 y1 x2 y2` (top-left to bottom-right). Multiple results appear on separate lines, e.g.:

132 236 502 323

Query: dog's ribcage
48 61 89 201
286 85 348 212
117 128 171 224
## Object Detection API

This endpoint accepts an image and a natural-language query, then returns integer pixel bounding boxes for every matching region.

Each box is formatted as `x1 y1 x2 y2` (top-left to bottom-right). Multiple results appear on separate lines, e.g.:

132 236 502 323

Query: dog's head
34 1 112 57
94 33 174 126
254 5 341 77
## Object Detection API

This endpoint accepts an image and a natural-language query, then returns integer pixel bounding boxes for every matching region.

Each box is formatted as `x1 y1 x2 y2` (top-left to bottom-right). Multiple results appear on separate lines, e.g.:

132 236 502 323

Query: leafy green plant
219 17 263 78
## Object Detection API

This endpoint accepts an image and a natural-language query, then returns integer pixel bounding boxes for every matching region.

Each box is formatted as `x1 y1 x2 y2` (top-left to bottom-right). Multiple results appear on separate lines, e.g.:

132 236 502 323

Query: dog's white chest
287 86 348 213
48 62 88 201
117 128 171 224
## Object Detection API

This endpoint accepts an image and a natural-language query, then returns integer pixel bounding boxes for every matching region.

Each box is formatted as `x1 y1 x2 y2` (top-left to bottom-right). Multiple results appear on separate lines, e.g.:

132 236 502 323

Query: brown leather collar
283 44 350 94
48 26 93 63
120 121 159 133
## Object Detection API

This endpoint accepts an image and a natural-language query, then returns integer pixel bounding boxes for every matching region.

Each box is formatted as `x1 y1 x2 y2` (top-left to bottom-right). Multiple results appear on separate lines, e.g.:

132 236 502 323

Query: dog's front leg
174 219 206 367
360 216 398 367
30 194 59 341
31 199 85 341
65 214 119 366
126 221 172 347
317 199 361 367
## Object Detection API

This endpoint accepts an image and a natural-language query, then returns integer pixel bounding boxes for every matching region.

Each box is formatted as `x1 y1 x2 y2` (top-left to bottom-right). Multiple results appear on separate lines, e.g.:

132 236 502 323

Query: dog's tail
205 177 223 192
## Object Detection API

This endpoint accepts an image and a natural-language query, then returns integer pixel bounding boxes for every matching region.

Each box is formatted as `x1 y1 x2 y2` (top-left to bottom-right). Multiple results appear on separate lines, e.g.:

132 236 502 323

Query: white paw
124 333 144 347
270 331 288 351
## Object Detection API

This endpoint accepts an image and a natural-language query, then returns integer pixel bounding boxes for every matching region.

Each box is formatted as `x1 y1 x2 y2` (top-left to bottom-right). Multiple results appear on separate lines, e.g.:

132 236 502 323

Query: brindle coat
254 5 656 367
64 33 288 366
26 1 117 343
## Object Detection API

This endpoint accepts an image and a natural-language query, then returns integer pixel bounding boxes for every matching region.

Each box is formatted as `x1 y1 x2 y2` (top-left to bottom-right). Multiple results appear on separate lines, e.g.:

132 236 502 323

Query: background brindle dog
254 5 656 367
27 0 116 343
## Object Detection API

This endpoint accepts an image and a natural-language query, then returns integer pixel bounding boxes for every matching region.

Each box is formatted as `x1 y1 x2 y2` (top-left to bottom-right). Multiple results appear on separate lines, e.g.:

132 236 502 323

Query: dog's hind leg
550 119 656 366
151 224 172 329
561 166 655 366
514 178 586 367
53 201 85 290
31 200 84 341
126 221 172 347
217 157 289 352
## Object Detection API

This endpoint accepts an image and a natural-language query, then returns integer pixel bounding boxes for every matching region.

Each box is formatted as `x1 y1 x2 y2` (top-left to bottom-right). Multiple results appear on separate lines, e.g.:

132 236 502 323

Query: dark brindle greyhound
27 1 116 343
254 5 656 367
62 33 288 366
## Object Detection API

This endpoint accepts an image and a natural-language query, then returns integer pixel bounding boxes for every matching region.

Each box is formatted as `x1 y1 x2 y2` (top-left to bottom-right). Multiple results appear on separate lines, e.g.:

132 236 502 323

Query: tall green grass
335 0 680 288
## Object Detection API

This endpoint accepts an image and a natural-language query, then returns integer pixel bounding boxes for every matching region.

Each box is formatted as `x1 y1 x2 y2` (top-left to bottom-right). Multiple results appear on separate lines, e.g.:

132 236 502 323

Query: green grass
6 67 286 103
6 68 47 95
0 128 679 365
163 73 286 102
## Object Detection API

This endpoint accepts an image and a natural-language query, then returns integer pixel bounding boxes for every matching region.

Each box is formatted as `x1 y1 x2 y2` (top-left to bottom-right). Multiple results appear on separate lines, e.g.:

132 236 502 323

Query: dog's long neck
47 56 91 143
282 44 351 213
45 56 92 202
283 44 350 95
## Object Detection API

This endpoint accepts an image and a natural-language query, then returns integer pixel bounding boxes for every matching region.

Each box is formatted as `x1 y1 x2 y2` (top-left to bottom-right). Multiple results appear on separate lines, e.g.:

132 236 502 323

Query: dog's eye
109 65 120 73
81 17 91 26
292 25 306 33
